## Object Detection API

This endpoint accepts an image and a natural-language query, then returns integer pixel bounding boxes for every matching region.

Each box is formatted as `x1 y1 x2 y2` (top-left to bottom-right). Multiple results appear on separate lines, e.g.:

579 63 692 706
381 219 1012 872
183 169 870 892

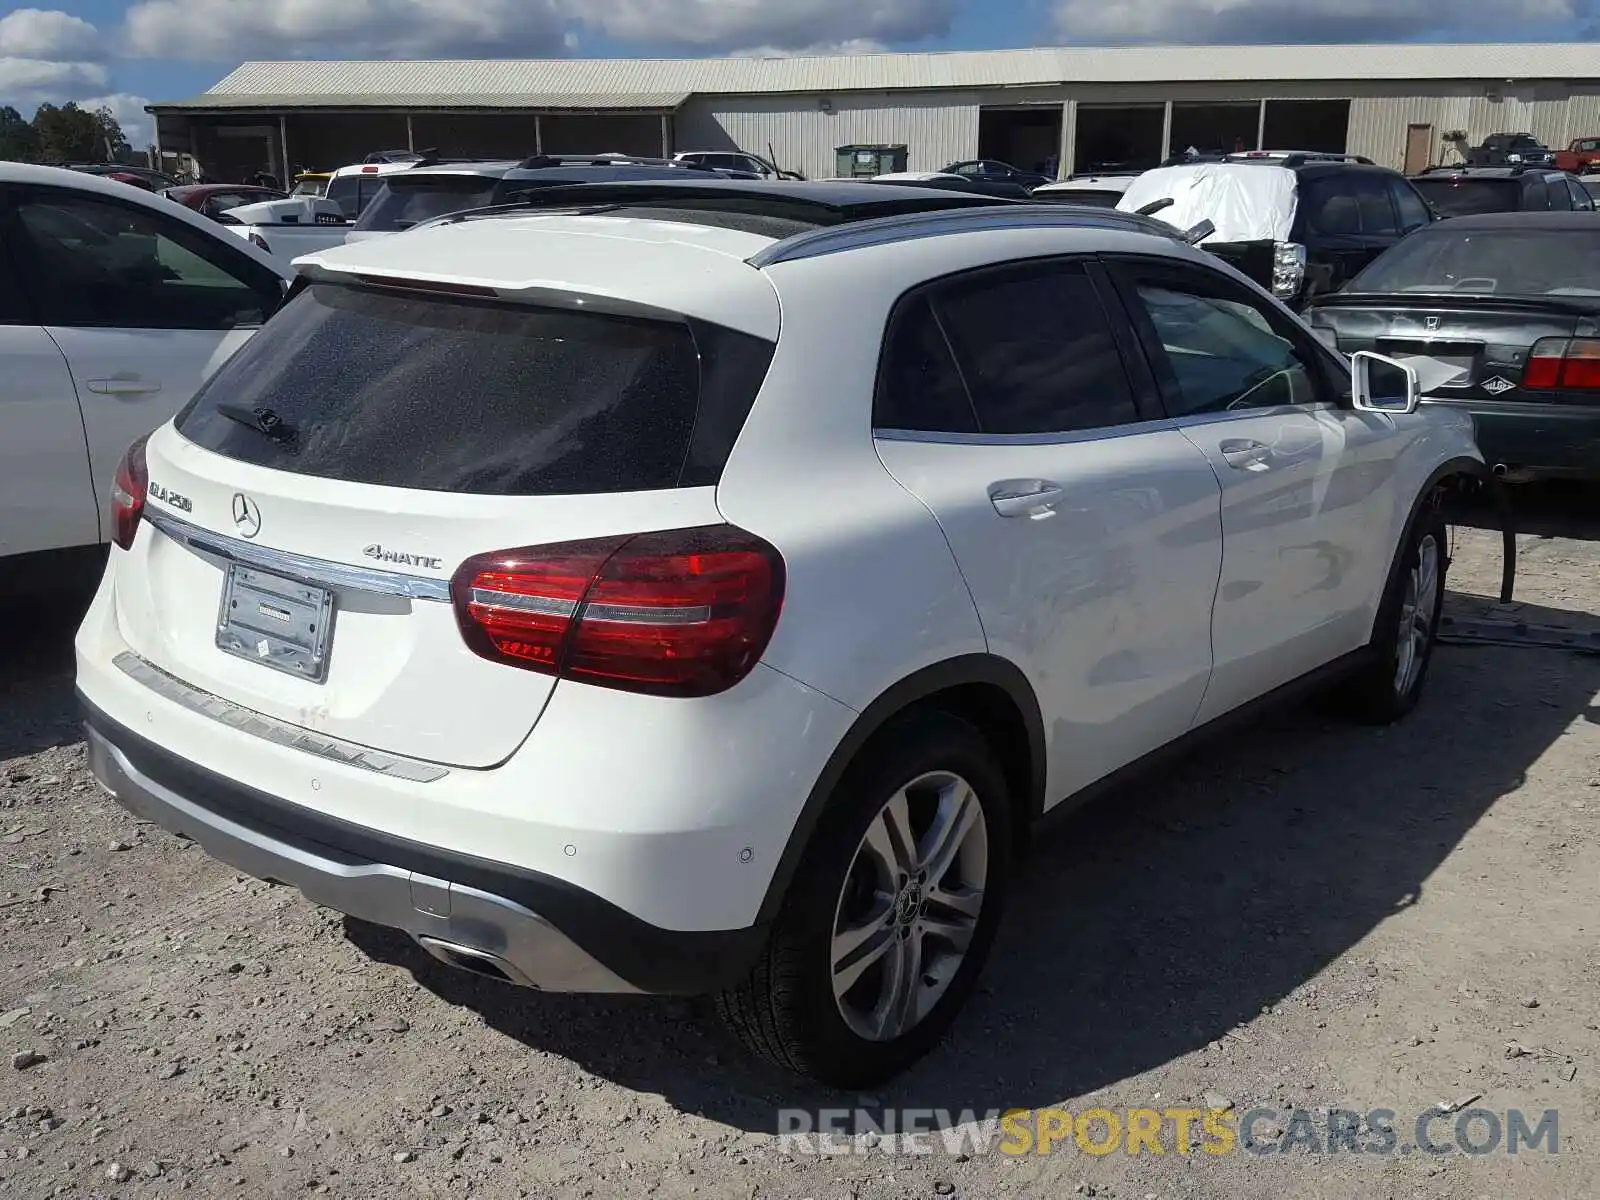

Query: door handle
86 377 162 396
988 480 1065 519
1219 438 1272 470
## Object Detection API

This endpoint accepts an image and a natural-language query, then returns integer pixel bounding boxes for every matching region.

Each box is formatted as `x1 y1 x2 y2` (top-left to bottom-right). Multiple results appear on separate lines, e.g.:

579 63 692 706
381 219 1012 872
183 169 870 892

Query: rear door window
1543 176 1570 210
174 283 774 495
1351 174 1398 235
1390 179 1433 231
927 260 1139 434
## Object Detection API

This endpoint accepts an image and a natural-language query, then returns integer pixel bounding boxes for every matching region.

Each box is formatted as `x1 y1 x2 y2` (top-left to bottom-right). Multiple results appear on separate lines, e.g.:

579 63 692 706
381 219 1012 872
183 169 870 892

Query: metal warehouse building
148 42 1600 185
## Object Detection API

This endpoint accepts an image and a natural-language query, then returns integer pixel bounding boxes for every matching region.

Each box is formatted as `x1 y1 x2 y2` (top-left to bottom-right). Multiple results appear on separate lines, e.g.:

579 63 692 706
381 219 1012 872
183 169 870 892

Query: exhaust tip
414 935 536 988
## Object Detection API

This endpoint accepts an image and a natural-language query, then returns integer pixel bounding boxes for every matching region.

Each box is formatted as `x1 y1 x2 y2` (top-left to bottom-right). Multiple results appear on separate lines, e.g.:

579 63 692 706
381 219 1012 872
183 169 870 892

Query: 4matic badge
364 544 443 570
1482 376 1516 396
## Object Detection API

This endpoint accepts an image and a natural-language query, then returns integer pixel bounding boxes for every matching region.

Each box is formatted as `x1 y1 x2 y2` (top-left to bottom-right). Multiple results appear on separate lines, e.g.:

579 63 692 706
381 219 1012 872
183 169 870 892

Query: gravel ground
3 488 1599 1200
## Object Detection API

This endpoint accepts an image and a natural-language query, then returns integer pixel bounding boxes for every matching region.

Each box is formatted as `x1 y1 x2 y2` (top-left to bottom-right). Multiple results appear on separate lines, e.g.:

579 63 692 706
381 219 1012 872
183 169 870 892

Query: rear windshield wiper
215 402 298 447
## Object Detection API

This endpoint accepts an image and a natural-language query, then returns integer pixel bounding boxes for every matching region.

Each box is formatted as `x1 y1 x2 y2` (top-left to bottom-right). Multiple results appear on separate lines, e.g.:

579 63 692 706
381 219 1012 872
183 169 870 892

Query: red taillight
1524 337 1600 391
450 526 785 697
110 435 149 551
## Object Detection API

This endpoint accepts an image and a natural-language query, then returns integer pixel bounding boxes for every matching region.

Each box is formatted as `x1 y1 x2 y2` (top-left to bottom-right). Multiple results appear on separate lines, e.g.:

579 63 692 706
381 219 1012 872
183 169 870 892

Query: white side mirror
1351 350 1420 415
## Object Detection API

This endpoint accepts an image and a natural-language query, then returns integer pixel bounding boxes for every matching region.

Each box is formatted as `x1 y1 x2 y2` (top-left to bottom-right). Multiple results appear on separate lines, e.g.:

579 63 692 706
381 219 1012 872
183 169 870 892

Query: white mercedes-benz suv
76 180 1489 1086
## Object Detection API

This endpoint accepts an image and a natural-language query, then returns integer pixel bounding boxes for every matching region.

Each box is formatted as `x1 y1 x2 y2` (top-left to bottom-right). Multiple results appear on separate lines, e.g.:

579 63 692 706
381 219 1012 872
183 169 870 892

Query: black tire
715 711 1012 1087
1330 504 1449 724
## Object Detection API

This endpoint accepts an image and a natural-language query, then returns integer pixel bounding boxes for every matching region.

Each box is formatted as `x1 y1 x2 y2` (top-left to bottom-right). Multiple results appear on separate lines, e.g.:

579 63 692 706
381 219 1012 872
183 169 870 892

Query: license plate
216 564 334 682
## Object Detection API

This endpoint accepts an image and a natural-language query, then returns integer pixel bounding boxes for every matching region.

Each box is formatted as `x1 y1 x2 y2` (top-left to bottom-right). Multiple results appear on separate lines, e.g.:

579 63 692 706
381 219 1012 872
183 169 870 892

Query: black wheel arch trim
755 653 1045 925
1382 456 1515 619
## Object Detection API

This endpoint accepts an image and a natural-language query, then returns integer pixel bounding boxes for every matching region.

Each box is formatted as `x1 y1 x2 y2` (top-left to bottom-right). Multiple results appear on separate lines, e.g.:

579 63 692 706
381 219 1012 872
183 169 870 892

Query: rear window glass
175 283 775 494
352 178 504 232
1347 228 1600 297
1412 178 1522 217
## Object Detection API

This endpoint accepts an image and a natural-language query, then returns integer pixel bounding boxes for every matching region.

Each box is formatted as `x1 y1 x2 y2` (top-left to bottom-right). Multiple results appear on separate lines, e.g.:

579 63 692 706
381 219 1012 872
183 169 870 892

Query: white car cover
1117 163 1298 244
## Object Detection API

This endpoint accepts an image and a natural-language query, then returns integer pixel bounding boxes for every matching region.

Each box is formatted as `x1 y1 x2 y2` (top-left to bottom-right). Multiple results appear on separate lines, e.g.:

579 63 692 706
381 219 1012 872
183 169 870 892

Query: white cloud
0 7 100 58
79 92 155 149
571 0 954 52
0 10 151 153
1051 0 1586 42
0 56 107 100
123 0 570 59
732 38 888 57
121 0 951 60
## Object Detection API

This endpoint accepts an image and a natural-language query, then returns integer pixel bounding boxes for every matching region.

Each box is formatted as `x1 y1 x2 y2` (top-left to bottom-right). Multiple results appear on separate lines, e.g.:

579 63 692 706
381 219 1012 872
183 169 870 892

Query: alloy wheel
829 770 989 1043
1394 532 1441 697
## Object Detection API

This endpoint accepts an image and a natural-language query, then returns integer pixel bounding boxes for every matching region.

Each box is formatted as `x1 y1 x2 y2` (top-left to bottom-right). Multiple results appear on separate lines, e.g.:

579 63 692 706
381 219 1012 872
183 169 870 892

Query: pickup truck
1553 137 1600 174
218 196 353 268
2 161 291 601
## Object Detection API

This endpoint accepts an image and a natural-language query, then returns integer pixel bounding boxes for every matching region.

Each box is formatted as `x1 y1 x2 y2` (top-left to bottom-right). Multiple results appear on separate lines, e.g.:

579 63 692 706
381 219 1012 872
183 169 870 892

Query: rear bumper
1422 397 1600 475
82 696 768 995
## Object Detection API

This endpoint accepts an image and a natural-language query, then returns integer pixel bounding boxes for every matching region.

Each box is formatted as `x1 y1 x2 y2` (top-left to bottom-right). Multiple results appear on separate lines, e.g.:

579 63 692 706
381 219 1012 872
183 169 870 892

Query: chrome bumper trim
113 650 451 784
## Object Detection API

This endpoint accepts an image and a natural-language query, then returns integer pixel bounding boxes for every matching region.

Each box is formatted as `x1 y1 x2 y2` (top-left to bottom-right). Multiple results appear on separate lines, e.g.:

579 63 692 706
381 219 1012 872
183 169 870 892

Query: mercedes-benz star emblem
231 492 261 540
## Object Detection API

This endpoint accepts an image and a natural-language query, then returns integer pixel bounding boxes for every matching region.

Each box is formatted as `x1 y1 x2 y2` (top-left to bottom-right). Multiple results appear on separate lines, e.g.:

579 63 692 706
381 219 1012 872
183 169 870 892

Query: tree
94 105 131 158
32 101 128 162
0 106 38 161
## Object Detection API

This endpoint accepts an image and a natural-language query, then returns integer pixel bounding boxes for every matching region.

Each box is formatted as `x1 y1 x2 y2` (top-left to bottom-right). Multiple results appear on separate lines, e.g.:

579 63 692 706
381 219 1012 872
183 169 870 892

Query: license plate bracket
216 564 335 682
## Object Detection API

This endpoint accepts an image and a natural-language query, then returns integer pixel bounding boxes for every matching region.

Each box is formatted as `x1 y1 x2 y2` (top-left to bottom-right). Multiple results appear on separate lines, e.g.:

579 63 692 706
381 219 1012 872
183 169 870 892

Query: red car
162 183 287 221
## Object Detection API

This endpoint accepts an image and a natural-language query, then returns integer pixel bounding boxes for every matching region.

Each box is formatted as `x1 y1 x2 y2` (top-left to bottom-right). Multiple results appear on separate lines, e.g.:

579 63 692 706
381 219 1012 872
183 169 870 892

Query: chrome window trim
143 508 452 602
871 402 1339 446
112 651 451 784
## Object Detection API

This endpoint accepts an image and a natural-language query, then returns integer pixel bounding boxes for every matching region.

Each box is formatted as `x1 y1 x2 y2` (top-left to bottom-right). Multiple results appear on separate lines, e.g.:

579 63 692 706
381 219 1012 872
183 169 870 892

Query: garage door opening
1262 100 1351 154
1168 102 1261 160
978 107 1063 176
1074 105 1165 173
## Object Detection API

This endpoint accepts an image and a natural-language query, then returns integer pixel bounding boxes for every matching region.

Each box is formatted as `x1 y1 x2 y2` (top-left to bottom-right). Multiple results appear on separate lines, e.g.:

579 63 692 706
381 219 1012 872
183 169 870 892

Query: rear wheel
716 712 1011 1087
1331 506 1448 724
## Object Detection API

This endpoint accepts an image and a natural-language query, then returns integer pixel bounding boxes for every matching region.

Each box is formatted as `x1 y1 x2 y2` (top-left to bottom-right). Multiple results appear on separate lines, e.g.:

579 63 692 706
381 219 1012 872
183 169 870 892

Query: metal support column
152 119 161 168
1256 99 1268 151
406 114 414 152
278 113 290 185
1160 100 1174 162
534 114 543 155
1057 101 1075 178
660 114 671 158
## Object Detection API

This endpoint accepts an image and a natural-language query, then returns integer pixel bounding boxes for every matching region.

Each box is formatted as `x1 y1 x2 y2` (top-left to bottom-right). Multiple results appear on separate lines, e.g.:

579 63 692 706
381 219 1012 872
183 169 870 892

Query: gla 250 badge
146 480 192 513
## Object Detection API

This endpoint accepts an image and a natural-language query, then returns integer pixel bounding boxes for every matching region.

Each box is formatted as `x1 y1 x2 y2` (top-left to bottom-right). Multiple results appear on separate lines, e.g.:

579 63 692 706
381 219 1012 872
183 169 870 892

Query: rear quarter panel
711 251 988 715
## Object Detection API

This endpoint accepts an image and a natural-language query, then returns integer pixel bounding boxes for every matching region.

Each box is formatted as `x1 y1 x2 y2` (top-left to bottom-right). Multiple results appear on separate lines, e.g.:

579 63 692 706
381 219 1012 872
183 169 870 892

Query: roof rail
1228 150 1375 167
513 152 712 171
747 204 1194 269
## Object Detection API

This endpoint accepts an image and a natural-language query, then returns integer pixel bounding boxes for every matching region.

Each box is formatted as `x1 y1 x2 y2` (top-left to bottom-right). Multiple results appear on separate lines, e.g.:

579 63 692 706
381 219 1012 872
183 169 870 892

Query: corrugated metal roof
148 42 1600 112
151 91 689 112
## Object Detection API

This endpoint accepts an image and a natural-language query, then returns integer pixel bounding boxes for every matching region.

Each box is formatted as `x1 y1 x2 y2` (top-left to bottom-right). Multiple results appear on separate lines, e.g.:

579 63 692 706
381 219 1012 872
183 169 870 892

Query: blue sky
3 0 1595 147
